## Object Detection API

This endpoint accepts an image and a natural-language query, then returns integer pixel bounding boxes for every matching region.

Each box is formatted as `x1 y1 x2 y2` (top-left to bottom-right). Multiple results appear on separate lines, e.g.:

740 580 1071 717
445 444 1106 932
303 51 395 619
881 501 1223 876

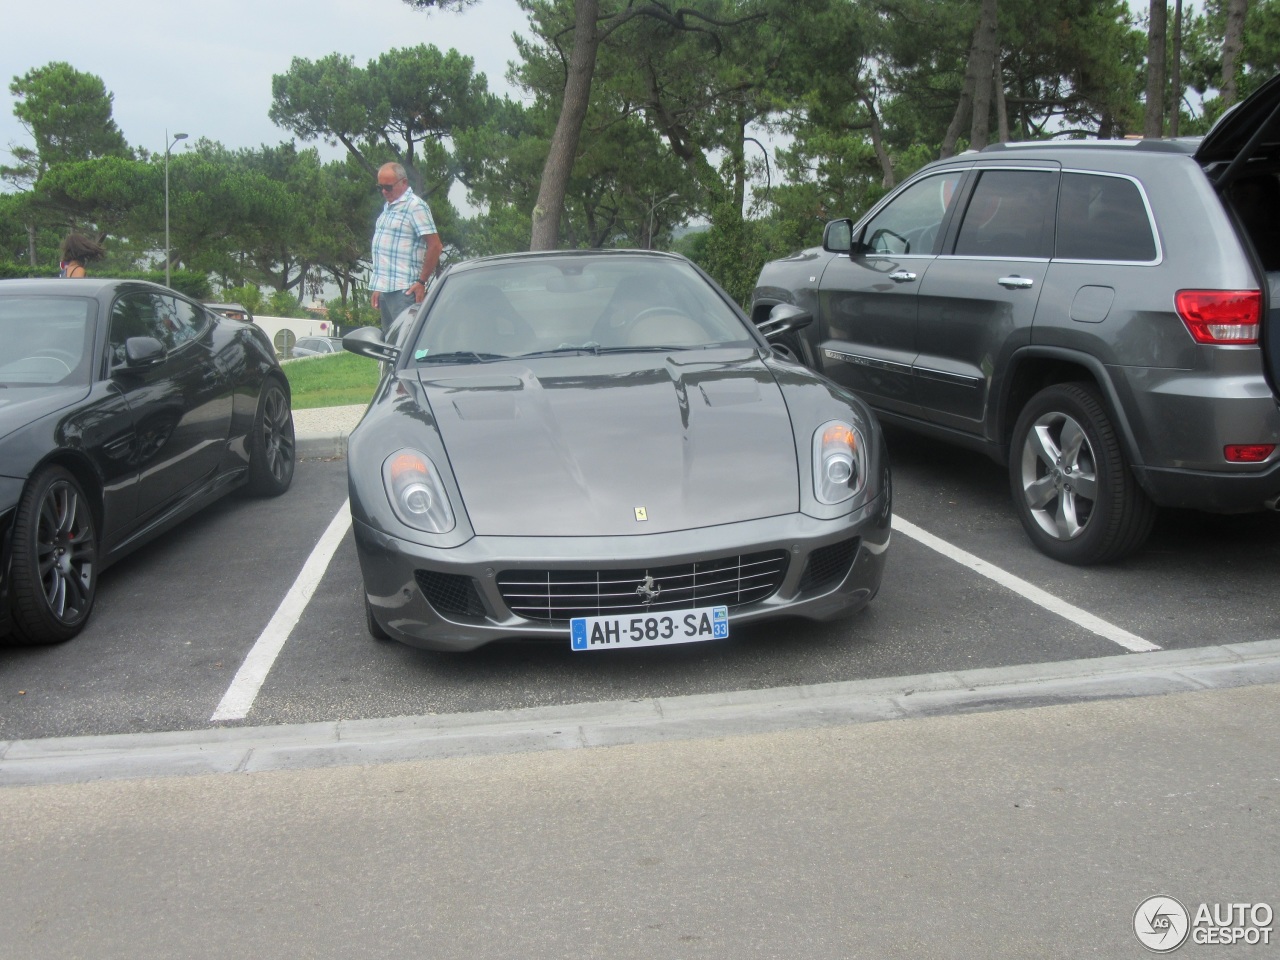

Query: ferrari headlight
383 448 455 533
813 420 867 504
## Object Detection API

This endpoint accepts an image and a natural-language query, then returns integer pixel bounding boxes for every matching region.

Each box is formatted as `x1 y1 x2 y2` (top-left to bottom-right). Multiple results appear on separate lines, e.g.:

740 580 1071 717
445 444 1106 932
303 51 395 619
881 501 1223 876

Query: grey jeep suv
751 77 1280 564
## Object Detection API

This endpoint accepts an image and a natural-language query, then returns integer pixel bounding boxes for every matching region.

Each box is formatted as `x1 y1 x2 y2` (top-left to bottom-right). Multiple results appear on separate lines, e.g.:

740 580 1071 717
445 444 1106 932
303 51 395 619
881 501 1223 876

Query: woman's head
60 232 106 263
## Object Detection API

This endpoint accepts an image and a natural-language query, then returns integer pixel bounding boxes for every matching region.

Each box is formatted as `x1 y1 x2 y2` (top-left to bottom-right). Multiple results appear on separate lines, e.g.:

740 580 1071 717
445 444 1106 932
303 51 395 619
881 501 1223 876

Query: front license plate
570 606 729 651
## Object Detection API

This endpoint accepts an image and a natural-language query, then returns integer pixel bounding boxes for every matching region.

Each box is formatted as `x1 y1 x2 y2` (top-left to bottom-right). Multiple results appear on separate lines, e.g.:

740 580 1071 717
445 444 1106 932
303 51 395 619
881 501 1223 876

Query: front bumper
354 492 892 652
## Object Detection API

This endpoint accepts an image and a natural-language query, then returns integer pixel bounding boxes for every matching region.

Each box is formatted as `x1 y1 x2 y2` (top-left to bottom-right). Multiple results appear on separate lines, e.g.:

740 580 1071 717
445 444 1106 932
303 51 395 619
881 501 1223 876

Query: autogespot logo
1135 896 1191 952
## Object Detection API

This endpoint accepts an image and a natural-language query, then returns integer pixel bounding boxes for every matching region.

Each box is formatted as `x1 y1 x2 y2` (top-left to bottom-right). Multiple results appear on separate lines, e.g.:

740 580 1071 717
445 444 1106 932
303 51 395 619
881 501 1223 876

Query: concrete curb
292 403 365 459
3 638 1279 788
294 433 351 459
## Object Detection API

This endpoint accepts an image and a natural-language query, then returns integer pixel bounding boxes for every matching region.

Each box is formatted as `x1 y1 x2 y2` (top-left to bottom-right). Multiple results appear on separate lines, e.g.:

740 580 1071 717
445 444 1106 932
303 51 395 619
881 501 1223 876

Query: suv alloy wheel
1009 383 1157 564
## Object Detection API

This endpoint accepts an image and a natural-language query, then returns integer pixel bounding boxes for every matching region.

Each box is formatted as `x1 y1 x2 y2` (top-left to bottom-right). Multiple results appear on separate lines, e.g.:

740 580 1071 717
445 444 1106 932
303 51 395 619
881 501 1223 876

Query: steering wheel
911 224 938 254
869 227 910 253
481 314 537 353
632 306 692 324
30 351 75 373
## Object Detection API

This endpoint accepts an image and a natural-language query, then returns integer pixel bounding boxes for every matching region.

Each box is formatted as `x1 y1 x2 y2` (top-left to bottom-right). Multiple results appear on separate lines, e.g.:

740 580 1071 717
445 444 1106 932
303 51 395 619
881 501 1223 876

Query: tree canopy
3 1 1278 305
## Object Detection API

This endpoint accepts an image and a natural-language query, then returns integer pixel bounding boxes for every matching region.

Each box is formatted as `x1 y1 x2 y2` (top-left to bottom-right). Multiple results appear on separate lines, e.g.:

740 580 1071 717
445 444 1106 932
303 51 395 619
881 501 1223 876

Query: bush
326 297 380 328
266 289 305 317
215 283 265 314
0 263 210 299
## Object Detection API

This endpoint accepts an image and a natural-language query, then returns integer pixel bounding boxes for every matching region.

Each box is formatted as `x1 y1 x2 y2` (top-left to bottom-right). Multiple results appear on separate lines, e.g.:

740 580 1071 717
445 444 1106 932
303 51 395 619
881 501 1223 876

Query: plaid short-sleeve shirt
369 188 438 293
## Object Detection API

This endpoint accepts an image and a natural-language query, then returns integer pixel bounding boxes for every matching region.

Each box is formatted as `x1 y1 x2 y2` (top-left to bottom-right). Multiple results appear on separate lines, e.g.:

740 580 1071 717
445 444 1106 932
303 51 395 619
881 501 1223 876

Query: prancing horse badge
634 507 648 522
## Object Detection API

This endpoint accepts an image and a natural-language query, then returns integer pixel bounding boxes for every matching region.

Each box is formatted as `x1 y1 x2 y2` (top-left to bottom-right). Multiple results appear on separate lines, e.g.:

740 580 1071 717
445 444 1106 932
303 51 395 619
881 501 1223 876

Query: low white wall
252 315 337 356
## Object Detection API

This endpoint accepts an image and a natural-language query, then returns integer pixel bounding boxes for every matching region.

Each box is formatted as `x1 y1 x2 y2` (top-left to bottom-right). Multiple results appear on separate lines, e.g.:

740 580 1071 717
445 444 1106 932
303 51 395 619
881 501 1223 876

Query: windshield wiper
414 351 507 364
515 343 602 359
595 344 711 354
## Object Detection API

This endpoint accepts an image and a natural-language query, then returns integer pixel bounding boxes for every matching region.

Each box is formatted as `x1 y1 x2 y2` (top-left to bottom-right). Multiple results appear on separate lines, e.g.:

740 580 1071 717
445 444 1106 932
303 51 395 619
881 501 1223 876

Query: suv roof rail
979 138 1198 155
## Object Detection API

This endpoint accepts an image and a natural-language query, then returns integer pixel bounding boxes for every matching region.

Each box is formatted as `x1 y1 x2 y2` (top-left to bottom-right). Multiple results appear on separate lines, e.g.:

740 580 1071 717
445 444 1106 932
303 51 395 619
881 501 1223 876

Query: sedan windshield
410 257 755 362
0 296 97 386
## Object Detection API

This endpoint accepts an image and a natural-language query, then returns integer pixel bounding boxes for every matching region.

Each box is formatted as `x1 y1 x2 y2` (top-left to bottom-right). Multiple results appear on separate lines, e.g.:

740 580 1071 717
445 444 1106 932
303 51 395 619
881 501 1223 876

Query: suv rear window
1056 173 1157 262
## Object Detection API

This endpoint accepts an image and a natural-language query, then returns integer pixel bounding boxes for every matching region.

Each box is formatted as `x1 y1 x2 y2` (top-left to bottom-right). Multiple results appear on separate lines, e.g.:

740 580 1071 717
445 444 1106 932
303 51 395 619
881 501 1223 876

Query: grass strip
282 351 380 410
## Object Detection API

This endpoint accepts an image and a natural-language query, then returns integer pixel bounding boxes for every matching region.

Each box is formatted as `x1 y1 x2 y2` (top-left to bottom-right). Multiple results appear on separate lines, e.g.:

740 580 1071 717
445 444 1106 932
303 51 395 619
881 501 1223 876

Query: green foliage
269 44 492 198
1184 0 1280 133
3 62 131 189
0 262 57 279
215 283 266 314
0 264 210 298
325 296 380 328
146 270 211 300
36 156 159 237
4 2 1278 299
266 289 306 317
692 203 773 308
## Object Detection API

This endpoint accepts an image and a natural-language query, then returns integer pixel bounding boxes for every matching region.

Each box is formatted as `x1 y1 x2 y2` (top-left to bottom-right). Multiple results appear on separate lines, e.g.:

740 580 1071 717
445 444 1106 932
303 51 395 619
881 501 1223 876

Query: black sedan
343 250 891 652
0 279 295 645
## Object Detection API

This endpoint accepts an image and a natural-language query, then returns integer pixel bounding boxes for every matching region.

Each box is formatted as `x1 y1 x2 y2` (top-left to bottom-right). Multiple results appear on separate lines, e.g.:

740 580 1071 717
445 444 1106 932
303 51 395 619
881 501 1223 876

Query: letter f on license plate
570 606 729 650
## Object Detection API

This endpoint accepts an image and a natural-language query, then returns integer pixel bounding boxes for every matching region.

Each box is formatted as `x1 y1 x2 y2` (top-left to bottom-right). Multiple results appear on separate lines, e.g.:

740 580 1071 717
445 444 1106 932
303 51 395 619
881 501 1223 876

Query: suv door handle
888 271 918 283
998 276 1035 289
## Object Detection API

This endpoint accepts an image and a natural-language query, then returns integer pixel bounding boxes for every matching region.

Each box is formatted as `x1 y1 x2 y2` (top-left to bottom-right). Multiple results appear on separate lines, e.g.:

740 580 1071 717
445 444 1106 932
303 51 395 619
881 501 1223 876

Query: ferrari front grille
797 537 860 593
415 570 486 618
497 550 789 623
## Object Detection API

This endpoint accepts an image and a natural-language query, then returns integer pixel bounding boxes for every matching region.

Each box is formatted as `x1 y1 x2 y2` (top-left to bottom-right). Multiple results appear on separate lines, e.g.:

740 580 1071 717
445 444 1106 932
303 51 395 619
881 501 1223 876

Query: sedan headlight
383 448 455 533
813 420 867 504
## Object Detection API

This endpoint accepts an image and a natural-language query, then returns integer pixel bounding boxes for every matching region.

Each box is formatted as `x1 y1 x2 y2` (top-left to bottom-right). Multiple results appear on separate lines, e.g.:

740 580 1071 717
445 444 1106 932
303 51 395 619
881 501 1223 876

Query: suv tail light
1224 444 1276 463
1174 290 1261 344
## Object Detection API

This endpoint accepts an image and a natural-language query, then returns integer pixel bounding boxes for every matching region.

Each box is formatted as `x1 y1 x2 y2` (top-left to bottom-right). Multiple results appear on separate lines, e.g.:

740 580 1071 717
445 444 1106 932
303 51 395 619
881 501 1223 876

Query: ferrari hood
418 352 800 537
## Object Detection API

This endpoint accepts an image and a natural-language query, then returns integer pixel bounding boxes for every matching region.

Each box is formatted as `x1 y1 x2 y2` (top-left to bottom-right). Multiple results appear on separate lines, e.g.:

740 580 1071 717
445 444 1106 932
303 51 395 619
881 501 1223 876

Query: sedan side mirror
116 336 167 371
757 303 813 340
822 219 854 254
344 325 400 364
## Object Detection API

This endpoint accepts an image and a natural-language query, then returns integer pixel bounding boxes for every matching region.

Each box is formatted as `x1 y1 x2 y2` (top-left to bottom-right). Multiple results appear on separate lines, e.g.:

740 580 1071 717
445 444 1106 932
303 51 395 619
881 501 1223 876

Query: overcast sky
1 0 530 167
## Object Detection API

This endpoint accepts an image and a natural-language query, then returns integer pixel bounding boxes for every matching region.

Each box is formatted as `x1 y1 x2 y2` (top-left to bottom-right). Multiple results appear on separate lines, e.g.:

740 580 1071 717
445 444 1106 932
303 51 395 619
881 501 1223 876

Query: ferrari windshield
0 296 97 386
410 256 755 362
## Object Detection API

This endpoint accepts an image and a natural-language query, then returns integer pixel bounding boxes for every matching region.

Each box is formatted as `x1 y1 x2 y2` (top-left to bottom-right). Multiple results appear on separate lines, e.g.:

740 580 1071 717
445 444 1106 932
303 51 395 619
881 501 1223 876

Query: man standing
370 162 444 334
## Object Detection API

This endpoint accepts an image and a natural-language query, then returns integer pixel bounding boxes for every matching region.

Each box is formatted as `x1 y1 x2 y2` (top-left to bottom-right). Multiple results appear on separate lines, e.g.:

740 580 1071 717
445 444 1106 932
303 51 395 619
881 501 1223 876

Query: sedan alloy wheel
244 379 296 496
8 466 98 644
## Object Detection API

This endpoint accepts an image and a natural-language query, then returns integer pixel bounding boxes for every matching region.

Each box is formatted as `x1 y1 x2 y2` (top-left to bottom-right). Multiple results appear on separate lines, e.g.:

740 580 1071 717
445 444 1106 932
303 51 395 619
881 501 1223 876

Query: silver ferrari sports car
344 250 891 652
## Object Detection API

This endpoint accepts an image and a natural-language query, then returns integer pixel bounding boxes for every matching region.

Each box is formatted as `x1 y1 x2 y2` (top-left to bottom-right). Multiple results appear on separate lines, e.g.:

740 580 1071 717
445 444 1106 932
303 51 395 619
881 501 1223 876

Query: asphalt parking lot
2 424 1279 744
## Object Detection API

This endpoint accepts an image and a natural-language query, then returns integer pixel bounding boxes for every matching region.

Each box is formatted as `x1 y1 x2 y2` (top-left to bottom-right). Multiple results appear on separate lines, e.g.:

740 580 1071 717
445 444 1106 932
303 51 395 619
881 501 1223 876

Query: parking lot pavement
4 406 1278 958
2 681 1277 958
3 408 1278 747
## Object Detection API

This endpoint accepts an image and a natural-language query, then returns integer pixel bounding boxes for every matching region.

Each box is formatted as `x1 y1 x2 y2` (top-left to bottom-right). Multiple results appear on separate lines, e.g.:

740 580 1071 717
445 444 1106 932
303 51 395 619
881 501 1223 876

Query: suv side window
1056 172 1157 262
860 171 963 256
954 169 1057 259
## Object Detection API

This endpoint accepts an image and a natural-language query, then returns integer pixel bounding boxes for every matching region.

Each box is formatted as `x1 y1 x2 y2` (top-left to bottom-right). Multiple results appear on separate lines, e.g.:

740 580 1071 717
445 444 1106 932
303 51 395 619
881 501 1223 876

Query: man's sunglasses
377 178 405 193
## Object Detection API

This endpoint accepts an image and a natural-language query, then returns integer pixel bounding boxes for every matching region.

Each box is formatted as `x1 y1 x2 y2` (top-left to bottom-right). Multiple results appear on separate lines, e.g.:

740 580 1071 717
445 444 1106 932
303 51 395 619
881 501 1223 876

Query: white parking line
211 500 353 722
893 516 1160 653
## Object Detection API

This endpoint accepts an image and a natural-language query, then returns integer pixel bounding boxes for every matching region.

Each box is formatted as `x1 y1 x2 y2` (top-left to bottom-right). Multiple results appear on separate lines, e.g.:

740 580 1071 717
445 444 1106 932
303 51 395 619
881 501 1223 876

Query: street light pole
164 130 188 287
647 192 680 250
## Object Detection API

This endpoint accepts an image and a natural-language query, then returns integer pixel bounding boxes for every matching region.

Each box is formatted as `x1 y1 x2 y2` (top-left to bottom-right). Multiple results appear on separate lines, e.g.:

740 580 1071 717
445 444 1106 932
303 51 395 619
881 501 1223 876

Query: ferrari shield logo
634 507 648 522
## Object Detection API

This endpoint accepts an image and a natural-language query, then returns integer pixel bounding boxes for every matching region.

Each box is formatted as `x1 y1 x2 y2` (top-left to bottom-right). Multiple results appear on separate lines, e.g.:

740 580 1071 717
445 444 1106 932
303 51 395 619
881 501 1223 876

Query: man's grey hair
380 162 408 180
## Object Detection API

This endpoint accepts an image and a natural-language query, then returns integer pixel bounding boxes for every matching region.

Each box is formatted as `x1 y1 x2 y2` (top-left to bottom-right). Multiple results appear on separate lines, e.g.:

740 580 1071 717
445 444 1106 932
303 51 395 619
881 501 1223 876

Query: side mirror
822 219 854 254
756 302 813 340
117 336 167 371
343 325 400 363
